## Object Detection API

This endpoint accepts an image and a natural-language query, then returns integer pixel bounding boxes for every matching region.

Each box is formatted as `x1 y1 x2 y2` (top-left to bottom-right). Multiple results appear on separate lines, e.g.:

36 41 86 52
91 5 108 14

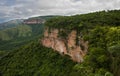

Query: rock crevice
41 28 88 62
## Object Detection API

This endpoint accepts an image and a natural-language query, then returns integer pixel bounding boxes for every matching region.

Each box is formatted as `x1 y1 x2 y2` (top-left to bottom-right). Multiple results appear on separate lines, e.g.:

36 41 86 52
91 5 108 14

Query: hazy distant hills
0 19 24 30
0 15 56 40
0 15 56 30
0 24 44 50
0 16 55 50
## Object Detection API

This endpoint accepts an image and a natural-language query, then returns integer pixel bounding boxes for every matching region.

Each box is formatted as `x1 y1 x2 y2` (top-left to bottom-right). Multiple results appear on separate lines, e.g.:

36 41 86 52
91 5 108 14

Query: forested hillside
44 10 120 76
0 41 76 76
0 10 120 76
0 16 55 51
45 10 120 28
0 19 23 30
0 24 44 51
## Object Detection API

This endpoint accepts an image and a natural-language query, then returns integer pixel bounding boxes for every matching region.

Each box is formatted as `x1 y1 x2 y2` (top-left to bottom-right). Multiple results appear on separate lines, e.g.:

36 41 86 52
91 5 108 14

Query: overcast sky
0 0 120 23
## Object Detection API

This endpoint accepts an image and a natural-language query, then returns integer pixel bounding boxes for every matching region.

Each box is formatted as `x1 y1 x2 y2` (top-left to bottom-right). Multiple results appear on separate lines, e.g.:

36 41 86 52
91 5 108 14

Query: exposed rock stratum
41 28 88 62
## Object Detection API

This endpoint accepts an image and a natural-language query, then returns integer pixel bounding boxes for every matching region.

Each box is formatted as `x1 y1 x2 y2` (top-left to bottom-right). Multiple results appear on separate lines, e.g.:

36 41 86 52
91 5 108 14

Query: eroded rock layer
41 28 88 62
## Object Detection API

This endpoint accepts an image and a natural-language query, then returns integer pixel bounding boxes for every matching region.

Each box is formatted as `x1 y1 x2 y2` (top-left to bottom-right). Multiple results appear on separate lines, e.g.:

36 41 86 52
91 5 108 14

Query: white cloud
0 0 120 22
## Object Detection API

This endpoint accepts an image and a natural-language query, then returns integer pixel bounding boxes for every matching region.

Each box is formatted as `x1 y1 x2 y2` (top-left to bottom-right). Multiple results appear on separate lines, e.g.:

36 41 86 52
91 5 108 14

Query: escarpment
41 27 88 62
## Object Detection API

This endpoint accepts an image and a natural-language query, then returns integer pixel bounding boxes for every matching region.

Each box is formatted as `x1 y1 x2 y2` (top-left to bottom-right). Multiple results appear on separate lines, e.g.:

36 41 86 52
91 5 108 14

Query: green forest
0 24 44 50
0 10 120 76
45 10 120 76
0 15 53 51
0 41 76 76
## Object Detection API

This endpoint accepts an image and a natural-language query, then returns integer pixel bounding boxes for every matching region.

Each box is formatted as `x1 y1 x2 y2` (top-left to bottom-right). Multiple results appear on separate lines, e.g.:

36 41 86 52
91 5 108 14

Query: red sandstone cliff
23 19 45 24
41 28 88 62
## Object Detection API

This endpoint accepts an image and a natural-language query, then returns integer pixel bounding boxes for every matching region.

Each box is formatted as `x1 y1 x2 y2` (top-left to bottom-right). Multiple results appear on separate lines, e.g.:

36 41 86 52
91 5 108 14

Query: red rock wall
23 19 45 24
41 28 88 62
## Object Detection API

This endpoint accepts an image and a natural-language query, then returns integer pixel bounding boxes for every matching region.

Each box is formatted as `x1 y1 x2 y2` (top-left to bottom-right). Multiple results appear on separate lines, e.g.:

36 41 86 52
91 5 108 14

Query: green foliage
0 10 120 76
0 51 8 58
44 10 120 76
45 10 120 30
58 30 69 39
106 27 120 46
81 26 120 76
0 25 31 40
0 24 44 51
0 19 23 30
108 45 120 76
0 41 76 76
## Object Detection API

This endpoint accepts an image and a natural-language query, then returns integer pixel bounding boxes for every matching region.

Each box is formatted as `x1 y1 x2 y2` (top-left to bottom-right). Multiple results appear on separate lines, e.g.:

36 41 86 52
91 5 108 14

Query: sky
0 0 120 23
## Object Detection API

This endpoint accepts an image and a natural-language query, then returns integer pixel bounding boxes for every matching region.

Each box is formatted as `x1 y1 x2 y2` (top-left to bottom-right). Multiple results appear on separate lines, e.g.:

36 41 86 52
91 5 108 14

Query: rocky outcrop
41 28 88 62
23 19 45 24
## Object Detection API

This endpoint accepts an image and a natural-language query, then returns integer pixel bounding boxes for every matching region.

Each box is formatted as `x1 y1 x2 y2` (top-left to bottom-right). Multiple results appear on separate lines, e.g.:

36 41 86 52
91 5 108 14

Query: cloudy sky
0 0 120 23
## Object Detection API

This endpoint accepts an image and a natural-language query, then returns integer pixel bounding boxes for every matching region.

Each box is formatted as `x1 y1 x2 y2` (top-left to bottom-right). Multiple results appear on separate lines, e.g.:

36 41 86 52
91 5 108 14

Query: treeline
45 10 120 29
45 10 120 76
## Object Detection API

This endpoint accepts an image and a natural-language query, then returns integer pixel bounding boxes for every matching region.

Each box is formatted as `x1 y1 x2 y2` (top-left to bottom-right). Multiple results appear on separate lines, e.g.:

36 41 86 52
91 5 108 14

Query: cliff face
41 28 88 62
23 19 45 24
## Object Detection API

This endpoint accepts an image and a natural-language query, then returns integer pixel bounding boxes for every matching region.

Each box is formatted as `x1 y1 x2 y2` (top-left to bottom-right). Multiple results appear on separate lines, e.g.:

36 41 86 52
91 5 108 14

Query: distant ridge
0 19 23 30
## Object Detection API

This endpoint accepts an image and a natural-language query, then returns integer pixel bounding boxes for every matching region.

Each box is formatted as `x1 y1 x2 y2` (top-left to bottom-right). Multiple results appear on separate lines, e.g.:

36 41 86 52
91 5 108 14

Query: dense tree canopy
0 10 120 76
0 41 76 76
44 10 120 76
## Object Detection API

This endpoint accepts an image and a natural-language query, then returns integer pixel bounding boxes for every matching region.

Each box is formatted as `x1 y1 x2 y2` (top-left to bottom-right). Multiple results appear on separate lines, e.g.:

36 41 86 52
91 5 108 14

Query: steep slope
0 25 32 40
0 24 44 51
0 41 76 76
42 28 88 62
42 10 120 62
41 10 120 76
0 16 55 51
0 10 120 76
